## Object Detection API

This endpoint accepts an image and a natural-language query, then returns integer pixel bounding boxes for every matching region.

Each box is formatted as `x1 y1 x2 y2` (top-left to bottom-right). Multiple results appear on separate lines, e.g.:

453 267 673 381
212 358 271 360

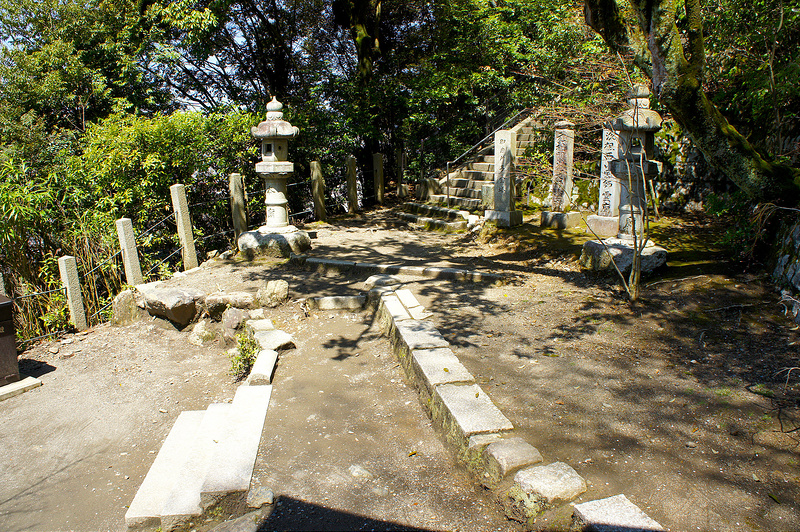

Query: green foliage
230 333 259 381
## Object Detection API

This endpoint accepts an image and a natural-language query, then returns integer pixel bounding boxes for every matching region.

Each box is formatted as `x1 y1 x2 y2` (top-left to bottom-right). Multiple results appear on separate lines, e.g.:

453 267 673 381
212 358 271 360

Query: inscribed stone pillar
346 155 358 213
58 255 87 331
115 218 143 286
598 128 620 217
310 161 327 222
373 153 384 205
170 183 198 270
229 173 247 244
550 121 575 212
485 130 522 228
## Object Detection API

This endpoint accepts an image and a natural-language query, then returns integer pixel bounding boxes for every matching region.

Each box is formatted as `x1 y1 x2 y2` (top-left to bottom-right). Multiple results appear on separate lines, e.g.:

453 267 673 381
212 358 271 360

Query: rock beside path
139 286 205 328
580 238 667 273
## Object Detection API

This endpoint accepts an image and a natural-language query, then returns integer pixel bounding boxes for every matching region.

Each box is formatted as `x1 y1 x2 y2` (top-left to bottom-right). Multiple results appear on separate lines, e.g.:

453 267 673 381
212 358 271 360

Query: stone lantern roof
614 84 662 132
250 97 300 139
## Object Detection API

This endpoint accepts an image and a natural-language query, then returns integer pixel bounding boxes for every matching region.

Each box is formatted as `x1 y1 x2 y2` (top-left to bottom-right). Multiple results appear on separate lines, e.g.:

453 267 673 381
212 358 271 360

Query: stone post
586 128 622 236
310 161 327 222
396 147 407 198
484 130 522 228
541 121 580 229
346 155 358 213
170 183 198 270
229 173 247 244
115 218 143 286
550 121 575 212
373 153 384 205
58 255 87 331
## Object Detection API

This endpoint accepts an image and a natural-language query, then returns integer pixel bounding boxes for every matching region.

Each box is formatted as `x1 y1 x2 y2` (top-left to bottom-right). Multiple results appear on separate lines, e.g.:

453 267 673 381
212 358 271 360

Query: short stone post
170 183 198 270
484 130 522 228
586 128 622 236
396 147 407 198
541 120 580 229
229 173 247 244
115 218 143 286
346 155 358 213
373 153 384 205
310 161 327 222
58 255 87 331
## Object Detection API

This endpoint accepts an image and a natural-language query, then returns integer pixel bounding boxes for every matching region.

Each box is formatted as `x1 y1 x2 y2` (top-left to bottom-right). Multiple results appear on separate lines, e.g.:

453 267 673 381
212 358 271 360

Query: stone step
443 187 482 199
125 410 206 530
403 202 467 221
448 178 489 191
465 162 493 172
430 195 481 210
462 170 493 180
200 385 273 509
394 212 467 232
160 403 232 531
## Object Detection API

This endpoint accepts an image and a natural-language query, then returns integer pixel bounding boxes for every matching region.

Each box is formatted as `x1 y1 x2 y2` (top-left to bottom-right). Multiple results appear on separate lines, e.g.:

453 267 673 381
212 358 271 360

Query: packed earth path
1 207 799 532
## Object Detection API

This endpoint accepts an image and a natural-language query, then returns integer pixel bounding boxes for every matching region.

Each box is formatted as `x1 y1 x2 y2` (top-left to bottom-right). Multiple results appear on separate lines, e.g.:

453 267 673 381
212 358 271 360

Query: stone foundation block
580 238 667 273
431 383 514 451
306 295 366 311
585 215 619 237
571 494 665 532
238 229 311 259
485 209 523 228
483 437 543 487
541 211 581 229
364 275 403 290
504 462 587 525
253 330 294 351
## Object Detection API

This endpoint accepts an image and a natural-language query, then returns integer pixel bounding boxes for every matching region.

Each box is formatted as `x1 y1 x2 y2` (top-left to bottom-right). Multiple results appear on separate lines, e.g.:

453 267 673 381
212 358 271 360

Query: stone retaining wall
772 220 800 324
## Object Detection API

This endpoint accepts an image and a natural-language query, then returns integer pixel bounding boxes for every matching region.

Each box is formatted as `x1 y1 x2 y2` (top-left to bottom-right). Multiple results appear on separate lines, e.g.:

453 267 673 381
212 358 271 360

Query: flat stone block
433 383 514 449
423 267 468 280
396 265 427 277
379 294 412 332
585 215 619 237
411 348 474 399
572 494 665 532
364 275 403 290
484 437 543 486
394 320 450 352
306 257 356 269
253 329 295 351
248 350 278 385
505 462 587 522
244 319 275 336
580 238 667 274
541 211 581 229
307 295 366 310
485 209 523 228
0 376 42 402
407 306 433 320
394 288 420 310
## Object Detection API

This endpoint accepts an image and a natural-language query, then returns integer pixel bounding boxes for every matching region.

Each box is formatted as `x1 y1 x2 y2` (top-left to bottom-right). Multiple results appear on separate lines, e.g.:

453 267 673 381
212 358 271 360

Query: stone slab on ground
378 294 412 331
140 286 205 327
394 288 421 310
201 385 273 509
571 494 665 532
244 319 275 336
160 403 232 531
541 211 581 229
411 348 474 399
580 238 667 273
432 383 514 449
306 295 366 310
364 275 404 290
504 462 587 524
483 437 543 486
126 410 205 529
253 330 295 351
0 375 42 402
248 350 278 385
394 320 450 351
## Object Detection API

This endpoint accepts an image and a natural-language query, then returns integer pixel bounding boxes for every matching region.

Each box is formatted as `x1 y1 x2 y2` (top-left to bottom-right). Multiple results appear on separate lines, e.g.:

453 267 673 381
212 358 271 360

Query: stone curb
374 286 664 530
305 295 366 311
0 375 42 402
290 254 506 284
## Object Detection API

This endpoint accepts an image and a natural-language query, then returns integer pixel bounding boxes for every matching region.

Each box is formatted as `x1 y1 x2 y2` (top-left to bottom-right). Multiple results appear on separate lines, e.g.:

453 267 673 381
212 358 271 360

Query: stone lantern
611 84 663 239
237 97 311 258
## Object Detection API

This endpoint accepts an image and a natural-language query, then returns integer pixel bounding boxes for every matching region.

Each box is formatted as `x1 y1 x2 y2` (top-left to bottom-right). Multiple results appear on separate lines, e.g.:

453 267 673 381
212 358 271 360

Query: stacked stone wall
772 221 800 324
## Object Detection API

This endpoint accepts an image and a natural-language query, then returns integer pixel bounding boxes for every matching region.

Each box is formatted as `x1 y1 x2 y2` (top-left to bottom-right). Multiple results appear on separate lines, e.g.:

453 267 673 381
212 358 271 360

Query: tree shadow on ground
258 496 436 532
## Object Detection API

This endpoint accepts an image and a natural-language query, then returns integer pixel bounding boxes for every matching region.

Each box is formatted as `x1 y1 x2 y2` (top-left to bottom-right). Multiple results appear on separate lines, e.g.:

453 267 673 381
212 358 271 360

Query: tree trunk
584 0 800 205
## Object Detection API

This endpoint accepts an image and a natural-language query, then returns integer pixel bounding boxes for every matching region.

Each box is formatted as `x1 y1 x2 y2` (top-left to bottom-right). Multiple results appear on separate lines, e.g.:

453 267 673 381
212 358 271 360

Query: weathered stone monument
484 130 522 228
541 121 580 229
238 97 311 258
581 85 667 273
585 127 621 236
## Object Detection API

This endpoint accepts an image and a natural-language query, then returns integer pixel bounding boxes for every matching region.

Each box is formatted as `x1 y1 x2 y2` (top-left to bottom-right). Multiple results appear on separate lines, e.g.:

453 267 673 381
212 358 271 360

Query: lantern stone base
580 238 667 273
238 225 311 259
485 209 522 228
540 211 580 229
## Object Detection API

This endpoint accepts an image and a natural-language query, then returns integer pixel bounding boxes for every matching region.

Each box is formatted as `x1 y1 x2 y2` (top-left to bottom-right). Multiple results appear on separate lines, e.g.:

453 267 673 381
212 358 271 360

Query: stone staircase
125 384 272 531
428 118 544 211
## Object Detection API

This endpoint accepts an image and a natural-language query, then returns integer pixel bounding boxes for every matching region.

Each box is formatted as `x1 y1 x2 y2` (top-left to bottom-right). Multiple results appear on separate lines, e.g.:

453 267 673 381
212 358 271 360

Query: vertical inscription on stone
551 123 574 212
598 128 620 217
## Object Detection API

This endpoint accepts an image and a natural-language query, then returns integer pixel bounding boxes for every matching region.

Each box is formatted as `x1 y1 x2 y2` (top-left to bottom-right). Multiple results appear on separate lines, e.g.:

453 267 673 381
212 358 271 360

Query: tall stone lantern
237 97 311 258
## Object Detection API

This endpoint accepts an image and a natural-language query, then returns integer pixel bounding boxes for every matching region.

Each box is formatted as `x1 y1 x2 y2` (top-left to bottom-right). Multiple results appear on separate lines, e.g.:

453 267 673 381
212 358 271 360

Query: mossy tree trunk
584 0 800 205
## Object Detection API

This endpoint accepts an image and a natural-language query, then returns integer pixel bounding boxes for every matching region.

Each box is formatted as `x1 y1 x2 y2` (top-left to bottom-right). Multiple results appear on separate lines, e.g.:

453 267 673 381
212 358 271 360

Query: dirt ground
1 207 799 531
